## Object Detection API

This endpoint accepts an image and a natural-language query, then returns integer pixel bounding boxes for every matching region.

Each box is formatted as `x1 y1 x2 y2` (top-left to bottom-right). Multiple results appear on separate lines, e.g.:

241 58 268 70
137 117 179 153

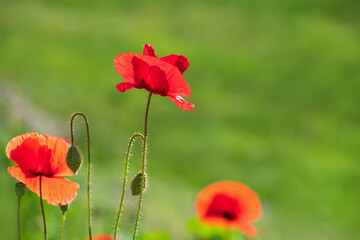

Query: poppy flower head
114 44 195 111
196 181 261 238
88 234 119 240
6 133 80 206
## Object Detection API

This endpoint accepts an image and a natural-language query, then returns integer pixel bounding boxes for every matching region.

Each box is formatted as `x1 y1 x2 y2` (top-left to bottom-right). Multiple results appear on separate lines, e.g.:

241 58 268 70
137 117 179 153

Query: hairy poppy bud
131 171 148 196
66 145 83 174
60 204 69 214
15 182 26 198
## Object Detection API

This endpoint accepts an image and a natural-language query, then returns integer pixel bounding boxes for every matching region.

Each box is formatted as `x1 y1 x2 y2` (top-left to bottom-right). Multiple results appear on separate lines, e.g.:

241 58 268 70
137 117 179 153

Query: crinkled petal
160 54 190 74
143 44 158 58
114 52 138 83
42 135 73 177
115 53 191 97
116 82 135 92
6 132 40 169
6 133 72 177
168 95 195 111
8 166 79 206
132 56 152 89
149 65 169 96
136 55 191 97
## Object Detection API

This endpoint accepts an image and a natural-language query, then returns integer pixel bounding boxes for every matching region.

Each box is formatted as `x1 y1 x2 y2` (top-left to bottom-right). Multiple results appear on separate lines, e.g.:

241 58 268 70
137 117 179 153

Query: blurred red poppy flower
88 234 119 240
196 181 261 238
114 44 195 111
6 133 79 206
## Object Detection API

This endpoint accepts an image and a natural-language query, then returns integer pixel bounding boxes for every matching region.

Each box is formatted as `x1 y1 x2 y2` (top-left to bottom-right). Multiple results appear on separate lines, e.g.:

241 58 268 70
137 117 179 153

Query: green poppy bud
60 204 69 214
15 182 26 198
131 171 148 196
66 145 83 174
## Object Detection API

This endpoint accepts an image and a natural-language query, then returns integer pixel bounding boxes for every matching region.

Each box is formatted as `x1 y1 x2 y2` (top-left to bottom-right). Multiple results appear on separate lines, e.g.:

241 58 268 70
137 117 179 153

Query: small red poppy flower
114 44 195 111
6 133 80 206
196 181 261 238
88 234 119 240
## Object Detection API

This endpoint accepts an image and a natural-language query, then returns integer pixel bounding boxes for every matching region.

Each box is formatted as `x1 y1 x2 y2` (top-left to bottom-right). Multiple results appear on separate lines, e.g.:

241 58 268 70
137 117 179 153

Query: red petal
8 166 79 206
114 53 137 83
233 216 257 237
143 44 158 58
132 56 151 89
6 133 72 177
42 135 73 177
149 65 169 96
89 235 117 240
136 55 191 97
168 95 195 111
160 54 190 74
195 181 261 236
115 53 191 97
116 82 135 92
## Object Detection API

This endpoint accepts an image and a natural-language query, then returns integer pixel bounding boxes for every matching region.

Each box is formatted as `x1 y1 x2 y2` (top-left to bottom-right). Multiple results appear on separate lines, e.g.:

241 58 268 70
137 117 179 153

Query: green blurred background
1 0 359 239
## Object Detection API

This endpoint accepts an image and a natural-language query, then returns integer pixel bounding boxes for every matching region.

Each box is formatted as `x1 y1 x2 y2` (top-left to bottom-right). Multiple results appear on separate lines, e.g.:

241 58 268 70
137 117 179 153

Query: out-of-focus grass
1 0 359 239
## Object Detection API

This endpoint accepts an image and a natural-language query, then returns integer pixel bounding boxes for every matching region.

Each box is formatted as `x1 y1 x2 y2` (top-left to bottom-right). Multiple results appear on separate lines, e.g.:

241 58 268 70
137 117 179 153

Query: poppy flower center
205 194 241 221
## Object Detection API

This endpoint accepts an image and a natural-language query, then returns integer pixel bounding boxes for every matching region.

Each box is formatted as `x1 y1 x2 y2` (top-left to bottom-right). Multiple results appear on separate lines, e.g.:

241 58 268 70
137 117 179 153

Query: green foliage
0 0 359 239
140 231 172 240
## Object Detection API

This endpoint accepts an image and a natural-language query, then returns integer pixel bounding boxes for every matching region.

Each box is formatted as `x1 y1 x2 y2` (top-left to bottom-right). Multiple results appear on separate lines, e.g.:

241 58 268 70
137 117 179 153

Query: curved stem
70 112 92 240
40 174 47 240
114 133 145 240
17 197 21 240
133 92 153 239
59 212 66 240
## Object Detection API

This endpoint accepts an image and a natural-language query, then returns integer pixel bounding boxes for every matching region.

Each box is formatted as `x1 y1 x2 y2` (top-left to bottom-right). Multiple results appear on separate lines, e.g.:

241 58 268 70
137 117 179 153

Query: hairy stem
40 174 47 240
114 133 145 240
17 197 21 240
70 112 92 240
133 92 153 239
59 212 66 240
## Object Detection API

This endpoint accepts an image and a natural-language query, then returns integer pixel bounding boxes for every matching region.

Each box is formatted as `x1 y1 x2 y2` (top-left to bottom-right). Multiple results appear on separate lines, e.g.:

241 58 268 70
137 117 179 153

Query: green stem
114 133 145 240
40 174 47 240
17 197 21 240
59 212 66 240
133 92 153 240
70 112 92 240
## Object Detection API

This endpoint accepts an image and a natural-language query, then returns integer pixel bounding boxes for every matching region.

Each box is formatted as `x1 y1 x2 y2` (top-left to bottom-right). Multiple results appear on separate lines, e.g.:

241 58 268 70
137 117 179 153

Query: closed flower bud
15 182 26 198
66 145 83 174
60 204 69 214
131 171 148 196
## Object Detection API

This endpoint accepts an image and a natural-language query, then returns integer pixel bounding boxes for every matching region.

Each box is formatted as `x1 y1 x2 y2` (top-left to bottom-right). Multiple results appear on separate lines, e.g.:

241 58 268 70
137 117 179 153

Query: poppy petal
232 216 257 237
116 82 135 92
42 135 73 177
6 133 42 172
89 234 118 240
6 133 72 177
114 53 138 84
134 55 191 97
149 66 169 96
168 95 195 111
143 44 158 58
115 53 191 97
132 56 152 89
160 54 190 74
196 181 261 237
8 166 79 206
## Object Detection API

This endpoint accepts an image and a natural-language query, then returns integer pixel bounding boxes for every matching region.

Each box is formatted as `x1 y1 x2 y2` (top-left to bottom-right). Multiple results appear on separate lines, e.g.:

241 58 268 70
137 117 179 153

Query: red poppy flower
114 44 195 111
195 181 261 238
6 133 80 206
88 234 119 240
